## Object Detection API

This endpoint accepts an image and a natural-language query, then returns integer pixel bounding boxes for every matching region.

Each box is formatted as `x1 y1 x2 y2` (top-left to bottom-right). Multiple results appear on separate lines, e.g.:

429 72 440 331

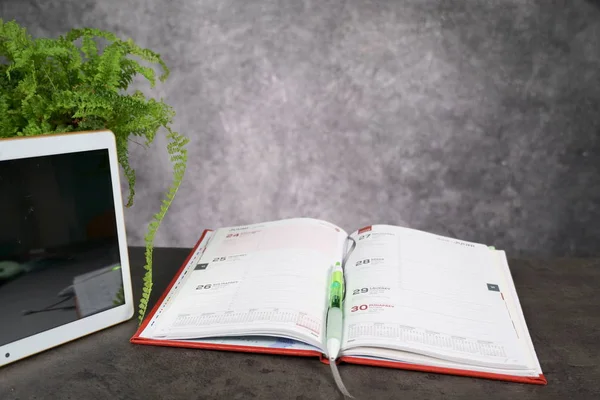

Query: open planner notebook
131 218 546 387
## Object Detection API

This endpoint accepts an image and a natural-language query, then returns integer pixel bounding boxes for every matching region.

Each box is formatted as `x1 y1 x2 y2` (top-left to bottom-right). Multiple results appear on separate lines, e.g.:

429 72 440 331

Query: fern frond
63 27 119 47
118 58 156 89
115 133 137 207
92 42 124 89
122 38 170 82
80 35 98 59
138 128 189 324
0 19 34 65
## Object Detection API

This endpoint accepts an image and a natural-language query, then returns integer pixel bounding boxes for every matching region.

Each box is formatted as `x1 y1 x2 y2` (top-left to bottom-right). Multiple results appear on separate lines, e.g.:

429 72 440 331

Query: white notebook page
150 218 347 349
341 225 530 370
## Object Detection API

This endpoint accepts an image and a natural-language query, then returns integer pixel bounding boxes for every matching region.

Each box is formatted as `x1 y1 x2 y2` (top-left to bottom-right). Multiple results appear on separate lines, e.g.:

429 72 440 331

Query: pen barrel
326 307 343 341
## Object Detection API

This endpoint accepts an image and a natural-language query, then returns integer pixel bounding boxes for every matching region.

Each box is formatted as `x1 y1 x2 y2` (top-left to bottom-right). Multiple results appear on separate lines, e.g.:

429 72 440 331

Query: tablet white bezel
0 130 134 367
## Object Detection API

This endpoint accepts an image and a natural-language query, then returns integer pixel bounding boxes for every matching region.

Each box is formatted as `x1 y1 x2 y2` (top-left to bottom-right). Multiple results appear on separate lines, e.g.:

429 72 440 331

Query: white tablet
0 130 134 367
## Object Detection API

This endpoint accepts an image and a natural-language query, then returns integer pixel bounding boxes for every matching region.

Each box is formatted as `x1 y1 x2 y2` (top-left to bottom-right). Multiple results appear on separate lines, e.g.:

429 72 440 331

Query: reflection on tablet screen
0 149 125 347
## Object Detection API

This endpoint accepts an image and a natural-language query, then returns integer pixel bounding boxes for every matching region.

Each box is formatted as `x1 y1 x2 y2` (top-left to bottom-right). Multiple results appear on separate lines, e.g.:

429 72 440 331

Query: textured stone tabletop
1 247 599 400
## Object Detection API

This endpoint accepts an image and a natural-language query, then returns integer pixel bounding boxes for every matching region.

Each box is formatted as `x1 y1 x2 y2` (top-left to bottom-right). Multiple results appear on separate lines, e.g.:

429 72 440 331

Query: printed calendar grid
172 308 322 335
347 322 506 358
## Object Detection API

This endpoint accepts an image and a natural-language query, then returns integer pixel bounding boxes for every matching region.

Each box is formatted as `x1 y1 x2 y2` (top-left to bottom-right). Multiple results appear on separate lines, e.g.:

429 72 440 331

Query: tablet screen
0 149 125 347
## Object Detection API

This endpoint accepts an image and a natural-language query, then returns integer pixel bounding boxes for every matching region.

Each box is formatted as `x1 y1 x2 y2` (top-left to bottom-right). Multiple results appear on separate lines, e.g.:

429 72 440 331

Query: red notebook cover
131 229 547 385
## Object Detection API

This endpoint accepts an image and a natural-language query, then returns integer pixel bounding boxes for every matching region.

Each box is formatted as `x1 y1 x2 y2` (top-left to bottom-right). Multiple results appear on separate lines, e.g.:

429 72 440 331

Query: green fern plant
0 19 189 325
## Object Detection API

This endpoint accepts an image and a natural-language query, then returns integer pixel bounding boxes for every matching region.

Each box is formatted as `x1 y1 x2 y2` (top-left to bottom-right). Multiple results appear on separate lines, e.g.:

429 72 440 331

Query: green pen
326 262 353 397
326 262 344 360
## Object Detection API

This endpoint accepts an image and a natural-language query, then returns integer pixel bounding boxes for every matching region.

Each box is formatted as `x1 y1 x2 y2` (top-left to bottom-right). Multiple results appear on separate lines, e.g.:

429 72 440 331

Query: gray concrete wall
2 0 599 257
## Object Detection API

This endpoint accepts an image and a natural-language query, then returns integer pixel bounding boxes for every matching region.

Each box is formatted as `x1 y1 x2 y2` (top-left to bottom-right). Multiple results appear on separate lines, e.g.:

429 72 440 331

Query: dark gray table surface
1 247 599 399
